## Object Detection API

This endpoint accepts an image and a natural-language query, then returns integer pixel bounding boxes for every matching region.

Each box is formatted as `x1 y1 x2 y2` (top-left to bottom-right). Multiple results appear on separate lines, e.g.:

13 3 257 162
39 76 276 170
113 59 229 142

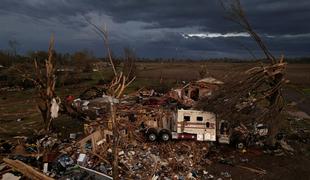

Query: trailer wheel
148 133 157 142
159 129 171 141
146 128 158 142
161 133 170 141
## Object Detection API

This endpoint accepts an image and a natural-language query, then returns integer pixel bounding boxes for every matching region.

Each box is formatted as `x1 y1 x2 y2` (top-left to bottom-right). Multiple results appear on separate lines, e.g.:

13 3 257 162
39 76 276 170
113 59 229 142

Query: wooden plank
78 165 113 180
3 158 54 180
77 130 103 152
237 165 267 175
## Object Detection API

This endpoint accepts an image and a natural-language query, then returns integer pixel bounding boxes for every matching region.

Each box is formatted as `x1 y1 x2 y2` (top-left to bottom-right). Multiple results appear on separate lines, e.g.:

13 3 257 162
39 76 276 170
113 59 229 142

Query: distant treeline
1 49 309 68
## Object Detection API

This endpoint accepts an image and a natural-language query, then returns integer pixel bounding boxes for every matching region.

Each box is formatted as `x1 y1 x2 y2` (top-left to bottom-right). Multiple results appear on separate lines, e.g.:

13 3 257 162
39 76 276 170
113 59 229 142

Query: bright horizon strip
182 32 250 39
182 32 310 39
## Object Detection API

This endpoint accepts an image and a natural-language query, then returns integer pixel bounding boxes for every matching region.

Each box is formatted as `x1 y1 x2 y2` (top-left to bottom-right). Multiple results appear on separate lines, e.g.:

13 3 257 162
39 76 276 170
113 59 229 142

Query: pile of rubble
0 76 296 179
0 133 212 179
3 131 291 179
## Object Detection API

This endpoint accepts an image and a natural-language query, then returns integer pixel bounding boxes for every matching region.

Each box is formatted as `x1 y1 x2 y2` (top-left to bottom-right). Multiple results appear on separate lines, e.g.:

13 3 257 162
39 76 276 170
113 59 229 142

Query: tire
148 133 157 142
161 133 170 141
159 129 171 141
145 128 158 142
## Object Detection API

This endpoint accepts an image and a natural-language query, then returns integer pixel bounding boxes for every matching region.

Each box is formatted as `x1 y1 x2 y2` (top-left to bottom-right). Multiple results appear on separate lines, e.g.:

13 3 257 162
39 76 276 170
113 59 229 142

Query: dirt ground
0 62 309 179
205 145 310 180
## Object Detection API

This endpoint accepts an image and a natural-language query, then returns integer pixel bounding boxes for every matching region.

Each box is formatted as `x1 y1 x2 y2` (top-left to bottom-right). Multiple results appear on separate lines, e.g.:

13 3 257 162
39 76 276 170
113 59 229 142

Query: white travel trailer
143 108 268 149
174 109 216 141
144 109 217 142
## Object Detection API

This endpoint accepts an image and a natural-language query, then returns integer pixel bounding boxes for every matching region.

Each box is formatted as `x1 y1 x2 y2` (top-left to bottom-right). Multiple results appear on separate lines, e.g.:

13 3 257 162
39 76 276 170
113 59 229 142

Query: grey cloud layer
0 0 309 58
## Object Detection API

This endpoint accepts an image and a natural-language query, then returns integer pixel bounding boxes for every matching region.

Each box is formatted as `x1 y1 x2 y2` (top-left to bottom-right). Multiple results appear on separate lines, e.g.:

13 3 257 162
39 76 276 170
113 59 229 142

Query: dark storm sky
0 0 309 59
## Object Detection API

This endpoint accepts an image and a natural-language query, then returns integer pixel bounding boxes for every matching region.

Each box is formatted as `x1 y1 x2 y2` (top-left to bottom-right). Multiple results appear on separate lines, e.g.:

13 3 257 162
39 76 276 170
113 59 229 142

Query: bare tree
35 35 58 132
123 47 137 80
15 35 58 132
83 17 117 76
198 0 287 145
220 0 276 63
85 18 135 179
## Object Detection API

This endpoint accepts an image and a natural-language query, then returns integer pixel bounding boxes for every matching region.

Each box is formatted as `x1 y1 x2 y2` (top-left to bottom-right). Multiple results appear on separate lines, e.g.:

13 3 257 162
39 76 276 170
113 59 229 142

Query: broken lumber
89 151 110 164
3 158 54 180
78 165 113 180
237 165 267 175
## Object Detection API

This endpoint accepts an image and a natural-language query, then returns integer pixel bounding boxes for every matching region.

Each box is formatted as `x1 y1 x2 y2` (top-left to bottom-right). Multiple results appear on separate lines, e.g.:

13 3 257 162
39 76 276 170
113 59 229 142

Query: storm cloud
0 0 309 59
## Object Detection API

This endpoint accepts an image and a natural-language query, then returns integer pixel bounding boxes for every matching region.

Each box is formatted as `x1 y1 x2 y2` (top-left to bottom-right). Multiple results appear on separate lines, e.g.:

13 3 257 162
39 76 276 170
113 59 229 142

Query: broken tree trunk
111 103 119 179
34 35 57 132
13 35 58 132
85 20 136 179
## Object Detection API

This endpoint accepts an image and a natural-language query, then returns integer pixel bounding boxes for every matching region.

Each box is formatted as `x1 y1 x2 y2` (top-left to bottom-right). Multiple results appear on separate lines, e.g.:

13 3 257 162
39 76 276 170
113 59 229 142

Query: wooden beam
3 158 54 180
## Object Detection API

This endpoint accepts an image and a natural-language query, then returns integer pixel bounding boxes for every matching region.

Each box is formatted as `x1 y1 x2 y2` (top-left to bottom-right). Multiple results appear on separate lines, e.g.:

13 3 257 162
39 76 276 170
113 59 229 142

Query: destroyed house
183 77 223 101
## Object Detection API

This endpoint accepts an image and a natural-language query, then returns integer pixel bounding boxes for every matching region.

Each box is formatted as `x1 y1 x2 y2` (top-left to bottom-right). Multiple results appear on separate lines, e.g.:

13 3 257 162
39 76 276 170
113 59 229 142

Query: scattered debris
239 157 249 163
219 157 234 166
0 74 292 179
279 140 294 152
220 171 231 178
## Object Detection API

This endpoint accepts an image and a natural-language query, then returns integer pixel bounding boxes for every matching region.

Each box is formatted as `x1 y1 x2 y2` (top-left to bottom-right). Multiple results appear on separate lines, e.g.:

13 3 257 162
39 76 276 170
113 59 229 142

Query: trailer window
206 122 210 128
197 116 203 121
184 116 191 121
